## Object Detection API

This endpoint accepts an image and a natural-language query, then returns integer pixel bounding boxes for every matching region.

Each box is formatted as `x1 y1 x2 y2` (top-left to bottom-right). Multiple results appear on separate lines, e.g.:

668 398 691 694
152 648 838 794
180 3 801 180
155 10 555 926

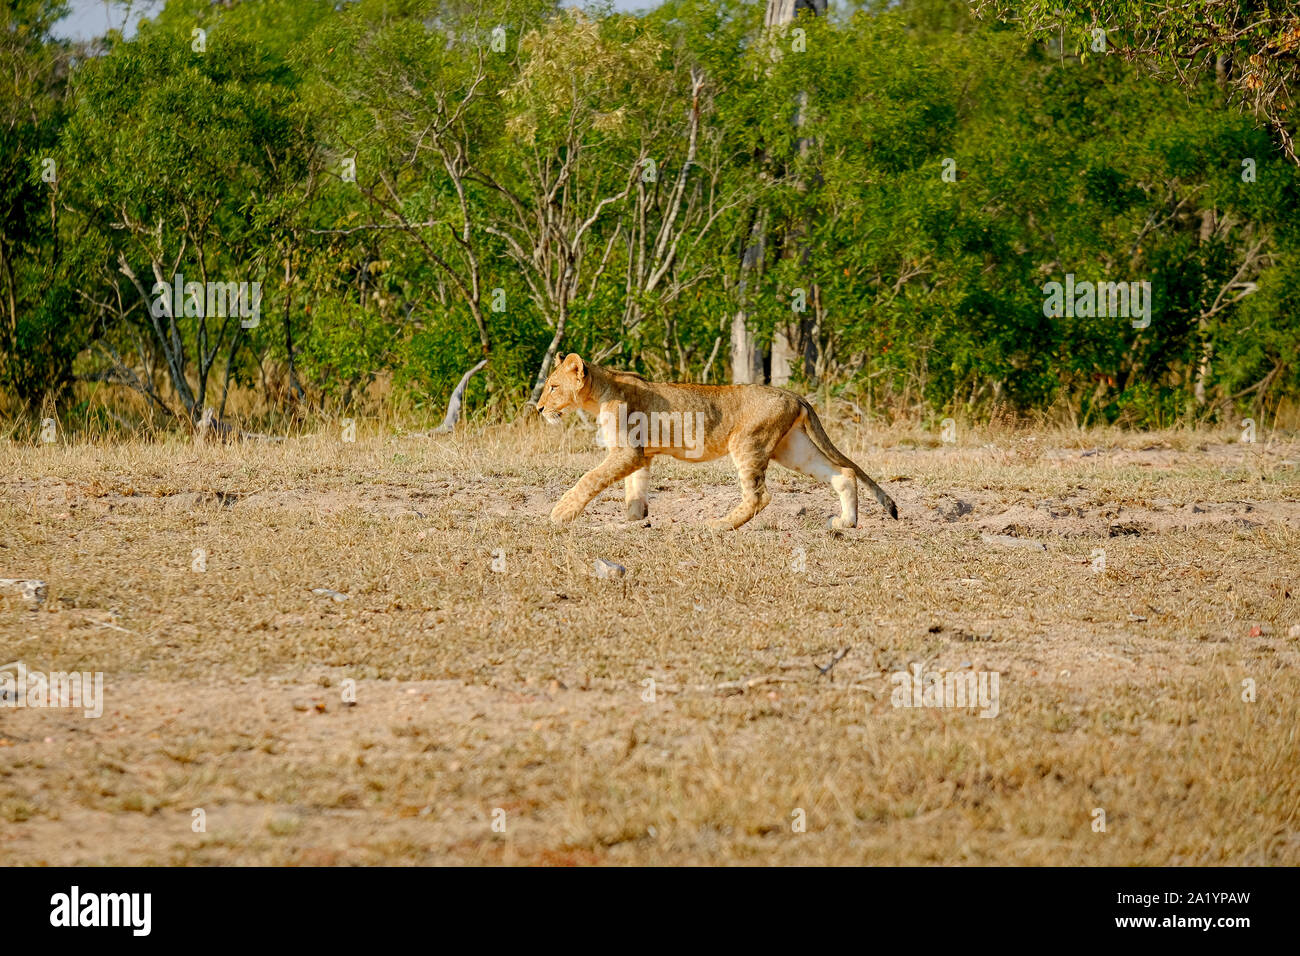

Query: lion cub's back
643 381 803 436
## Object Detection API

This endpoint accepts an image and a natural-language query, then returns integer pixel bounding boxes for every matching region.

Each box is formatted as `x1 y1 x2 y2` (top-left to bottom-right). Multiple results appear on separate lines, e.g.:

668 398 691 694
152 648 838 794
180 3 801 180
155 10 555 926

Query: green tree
58 25 307 422
0 0 80 405
974 1 1300 164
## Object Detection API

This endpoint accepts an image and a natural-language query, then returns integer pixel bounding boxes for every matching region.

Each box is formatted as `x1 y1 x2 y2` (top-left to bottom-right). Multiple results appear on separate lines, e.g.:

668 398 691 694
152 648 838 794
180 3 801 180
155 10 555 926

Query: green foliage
2 0 1298 429
0 0 79 403
974 0 1300 165
54 22 307 417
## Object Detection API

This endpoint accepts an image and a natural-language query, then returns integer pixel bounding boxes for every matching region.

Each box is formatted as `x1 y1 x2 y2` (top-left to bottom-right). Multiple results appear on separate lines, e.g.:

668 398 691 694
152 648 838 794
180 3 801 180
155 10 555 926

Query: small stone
594 559 626 579
0 579 47 607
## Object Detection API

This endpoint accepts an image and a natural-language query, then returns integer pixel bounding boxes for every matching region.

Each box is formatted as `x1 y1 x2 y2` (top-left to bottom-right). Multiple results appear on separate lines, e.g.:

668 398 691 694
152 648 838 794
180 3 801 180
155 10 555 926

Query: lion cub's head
536 353 590 424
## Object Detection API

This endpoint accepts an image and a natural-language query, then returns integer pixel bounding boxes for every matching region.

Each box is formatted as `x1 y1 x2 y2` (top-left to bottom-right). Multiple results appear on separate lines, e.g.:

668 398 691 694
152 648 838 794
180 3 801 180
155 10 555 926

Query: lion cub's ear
565 353 586 379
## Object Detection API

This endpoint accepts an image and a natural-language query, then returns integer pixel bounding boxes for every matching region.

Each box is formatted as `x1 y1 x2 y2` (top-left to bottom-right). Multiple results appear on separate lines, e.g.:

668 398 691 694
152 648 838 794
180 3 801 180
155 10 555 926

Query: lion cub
537 353 897 530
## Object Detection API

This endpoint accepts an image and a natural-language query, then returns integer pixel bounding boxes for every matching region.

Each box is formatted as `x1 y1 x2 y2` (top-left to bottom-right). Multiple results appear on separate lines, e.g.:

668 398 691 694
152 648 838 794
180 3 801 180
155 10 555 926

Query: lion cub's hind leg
624 466 650 520
708 440 773 531
773 420 858 529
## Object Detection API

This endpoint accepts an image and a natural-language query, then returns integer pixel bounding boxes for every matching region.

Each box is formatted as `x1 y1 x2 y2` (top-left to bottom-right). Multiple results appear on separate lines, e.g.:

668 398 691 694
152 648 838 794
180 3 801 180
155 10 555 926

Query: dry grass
1 417 1298 865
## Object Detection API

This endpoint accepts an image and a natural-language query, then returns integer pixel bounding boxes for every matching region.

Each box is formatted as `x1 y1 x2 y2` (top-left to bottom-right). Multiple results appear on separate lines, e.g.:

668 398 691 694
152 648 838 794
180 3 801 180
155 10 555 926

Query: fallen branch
193 407 285 444
980 533 1047 551
815 646 852 680
428 360 488 435
714 674 800 695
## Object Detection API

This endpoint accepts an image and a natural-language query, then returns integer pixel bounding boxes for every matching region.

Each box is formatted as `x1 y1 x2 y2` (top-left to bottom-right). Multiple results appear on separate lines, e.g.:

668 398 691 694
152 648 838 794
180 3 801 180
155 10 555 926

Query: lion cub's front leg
624 466 650 520
551 452 645 526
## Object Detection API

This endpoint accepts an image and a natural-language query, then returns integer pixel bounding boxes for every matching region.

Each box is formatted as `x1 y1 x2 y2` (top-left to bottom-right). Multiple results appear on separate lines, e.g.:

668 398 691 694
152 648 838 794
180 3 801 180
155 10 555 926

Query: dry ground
1 417 1298 865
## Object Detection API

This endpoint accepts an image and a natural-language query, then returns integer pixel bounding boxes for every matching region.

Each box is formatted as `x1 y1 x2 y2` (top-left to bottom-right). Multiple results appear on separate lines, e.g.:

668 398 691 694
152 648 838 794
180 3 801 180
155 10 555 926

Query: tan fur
537 353 898 530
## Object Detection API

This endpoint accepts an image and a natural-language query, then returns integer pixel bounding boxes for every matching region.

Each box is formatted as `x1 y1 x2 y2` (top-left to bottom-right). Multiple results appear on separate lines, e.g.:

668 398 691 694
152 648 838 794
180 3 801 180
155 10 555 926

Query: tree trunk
731 209 768 384
529 308 567 406
1193 208 1217 406
739 0 825 387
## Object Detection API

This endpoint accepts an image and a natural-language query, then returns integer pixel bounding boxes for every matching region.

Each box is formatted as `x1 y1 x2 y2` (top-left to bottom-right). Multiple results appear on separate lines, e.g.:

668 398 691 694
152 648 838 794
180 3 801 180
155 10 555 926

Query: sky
53 0 154 40
53 0 661 42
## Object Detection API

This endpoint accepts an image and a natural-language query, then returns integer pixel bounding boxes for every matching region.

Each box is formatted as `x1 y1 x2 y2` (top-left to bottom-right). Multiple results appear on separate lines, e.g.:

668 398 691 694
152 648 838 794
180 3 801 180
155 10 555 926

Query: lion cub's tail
798 399 898 519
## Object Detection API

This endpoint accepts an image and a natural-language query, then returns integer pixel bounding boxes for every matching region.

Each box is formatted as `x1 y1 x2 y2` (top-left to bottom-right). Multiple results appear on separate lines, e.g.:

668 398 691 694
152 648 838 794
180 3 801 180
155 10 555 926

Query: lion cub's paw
829 516 858 531
705 517 734 532
550 499 582 525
